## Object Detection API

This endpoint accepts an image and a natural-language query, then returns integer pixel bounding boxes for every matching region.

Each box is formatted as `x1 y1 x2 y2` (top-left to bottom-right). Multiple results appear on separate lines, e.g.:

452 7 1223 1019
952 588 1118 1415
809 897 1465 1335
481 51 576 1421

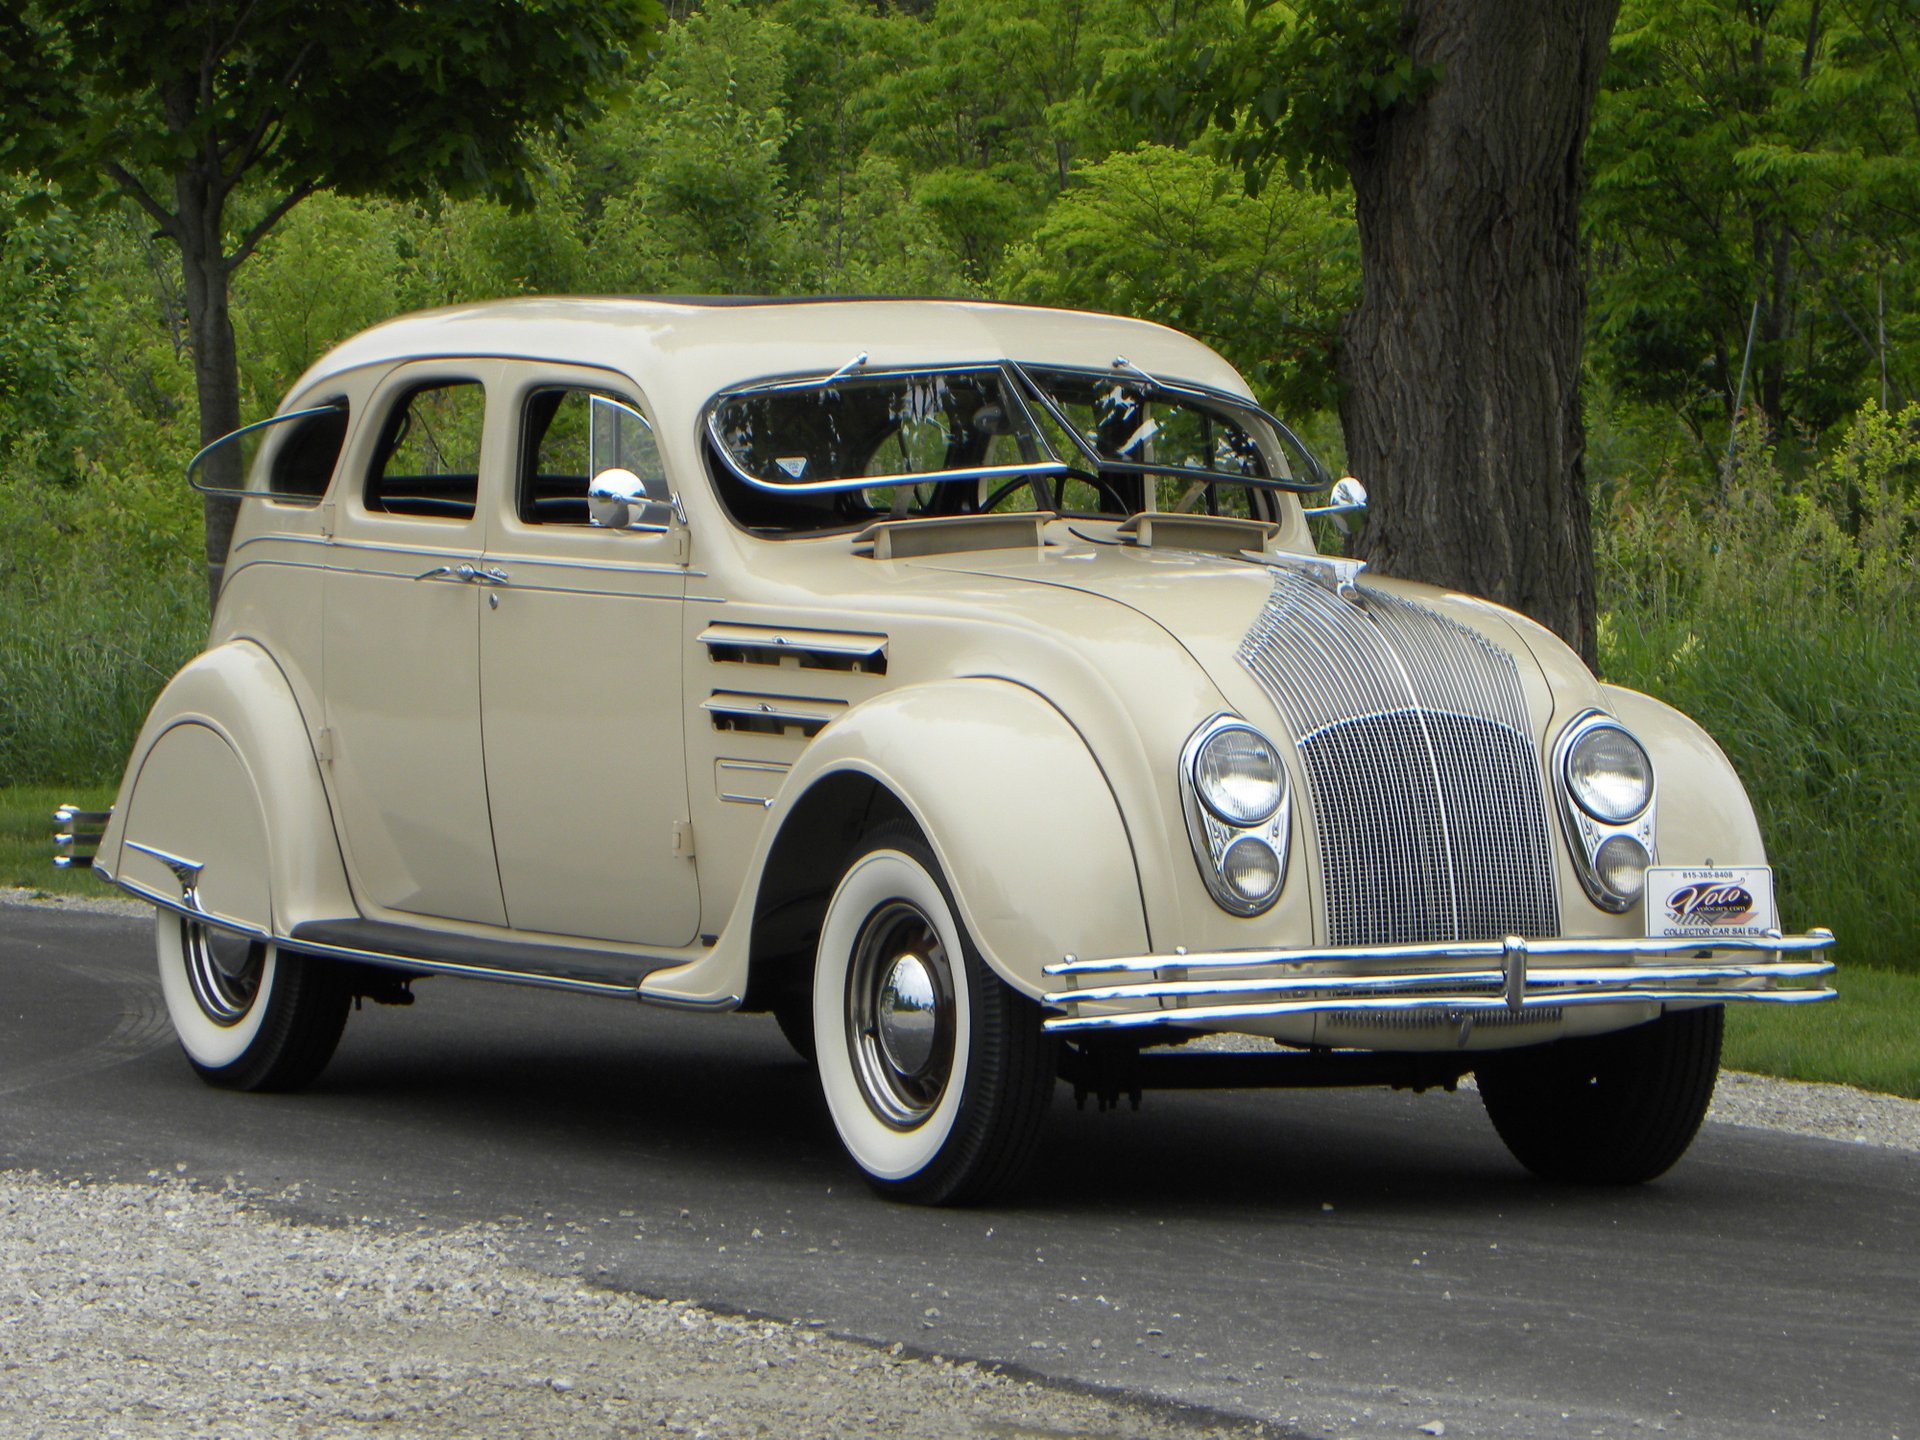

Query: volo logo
1664 881 1756 926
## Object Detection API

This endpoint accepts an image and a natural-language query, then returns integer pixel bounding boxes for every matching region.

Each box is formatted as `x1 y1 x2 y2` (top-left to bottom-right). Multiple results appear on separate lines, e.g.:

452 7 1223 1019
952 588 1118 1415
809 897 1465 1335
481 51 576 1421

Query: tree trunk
174 170 243 614
1339 0 1618 668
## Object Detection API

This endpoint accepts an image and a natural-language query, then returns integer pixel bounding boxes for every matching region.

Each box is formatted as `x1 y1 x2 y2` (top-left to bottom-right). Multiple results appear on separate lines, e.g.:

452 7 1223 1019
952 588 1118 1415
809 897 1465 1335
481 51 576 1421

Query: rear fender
99 641 353 936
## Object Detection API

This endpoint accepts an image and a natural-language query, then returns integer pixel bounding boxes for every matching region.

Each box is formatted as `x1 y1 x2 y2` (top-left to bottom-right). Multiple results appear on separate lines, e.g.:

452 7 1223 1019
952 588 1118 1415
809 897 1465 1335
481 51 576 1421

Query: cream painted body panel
1601 683 1767 866
323 536 503 925
473 360 698 945
479 524 696 945
648 678 1149 1006
98 642 355 935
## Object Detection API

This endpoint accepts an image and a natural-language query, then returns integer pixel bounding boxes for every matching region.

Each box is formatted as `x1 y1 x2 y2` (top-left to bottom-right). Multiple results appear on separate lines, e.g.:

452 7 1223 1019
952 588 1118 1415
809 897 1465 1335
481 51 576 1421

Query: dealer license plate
1645 866 1778 939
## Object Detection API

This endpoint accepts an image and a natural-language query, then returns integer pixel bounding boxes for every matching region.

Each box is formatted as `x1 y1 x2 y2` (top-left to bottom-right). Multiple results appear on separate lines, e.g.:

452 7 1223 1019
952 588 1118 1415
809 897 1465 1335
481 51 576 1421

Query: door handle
412 562 507 584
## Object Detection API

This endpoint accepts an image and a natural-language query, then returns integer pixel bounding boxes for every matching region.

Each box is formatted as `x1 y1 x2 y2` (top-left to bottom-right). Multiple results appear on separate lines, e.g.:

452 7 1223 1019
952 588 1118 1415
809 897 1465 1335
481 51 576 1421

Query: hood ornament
1244 550 1369 606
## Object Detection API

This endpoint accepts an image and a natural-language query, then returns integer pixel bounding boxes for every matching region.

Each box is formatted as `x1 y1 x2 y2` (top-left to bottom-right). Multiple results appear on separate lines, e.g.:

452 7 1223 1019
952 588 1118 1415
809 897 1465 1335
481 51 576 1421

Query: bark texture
174 165 243 611
1341 0 1619 666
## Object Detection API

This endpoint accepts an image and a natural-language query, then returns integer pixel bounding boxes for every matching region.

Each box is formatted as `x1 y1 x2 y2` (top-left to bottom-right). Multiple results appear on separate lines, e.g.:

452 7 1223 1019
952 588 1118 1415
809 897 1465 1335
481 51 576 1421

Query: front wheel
812 823 1054 1204
155 913 350 1092
1476 1006 1724 1184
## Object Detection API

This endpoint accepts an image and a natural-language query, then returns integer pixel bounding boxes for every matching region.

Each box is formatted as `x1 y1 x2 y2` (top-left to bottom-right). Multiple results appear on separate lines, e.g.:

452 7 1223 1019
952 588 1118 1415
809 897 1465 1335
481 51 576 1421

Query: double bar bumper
1041 929 1837 1034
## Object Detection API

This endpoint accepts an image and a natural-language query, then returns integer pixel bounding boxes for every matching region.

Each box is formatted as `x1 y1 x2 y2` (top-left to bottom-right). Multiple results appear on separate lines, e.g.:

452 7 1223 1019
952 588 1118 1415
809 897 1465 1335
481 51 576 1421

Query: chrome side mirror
1303 476 1367 518
588 468 675 532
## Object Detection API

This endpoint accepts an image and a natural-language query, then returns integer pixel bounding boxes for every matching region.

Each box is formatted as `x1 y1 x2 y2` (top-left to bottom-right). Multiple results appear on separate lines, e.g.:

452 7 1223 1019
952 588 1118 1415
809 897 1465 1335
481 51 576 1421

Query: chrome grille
1238 568 1559 946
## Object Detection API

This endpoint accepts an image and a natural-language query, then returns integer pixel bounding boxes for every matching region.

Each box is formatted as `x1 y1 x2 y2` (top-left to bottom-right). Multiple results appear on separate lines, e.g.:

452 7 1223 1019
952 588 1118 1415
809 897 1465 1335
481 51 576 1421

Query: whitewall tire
813 822 1054 1204
155 913 350 1092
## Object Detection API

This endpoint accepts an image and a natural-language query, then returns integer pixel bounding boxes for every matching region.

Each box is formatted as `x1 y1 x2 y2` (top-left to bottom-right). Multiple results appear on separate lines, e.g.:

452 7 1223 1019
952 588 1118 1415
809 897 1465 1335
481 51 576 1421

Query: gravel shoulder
0 1171 1259 1440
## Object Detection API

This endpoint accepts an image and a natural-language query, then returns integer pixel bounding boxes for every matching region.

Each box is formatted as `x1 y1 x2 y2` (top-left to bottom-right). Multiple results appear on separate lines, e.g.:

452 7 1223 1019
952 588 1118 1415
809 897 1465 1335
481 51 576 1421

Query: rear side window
366 380 485 520
266 401 348 501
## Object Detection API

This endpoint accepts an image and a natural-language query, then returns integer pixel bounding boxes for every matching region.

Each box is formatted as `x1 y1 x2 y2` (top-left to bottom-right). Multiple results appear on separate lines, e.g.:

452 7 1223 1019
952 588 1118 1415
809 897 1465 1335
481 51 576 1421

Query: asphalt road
3 903 1914 1440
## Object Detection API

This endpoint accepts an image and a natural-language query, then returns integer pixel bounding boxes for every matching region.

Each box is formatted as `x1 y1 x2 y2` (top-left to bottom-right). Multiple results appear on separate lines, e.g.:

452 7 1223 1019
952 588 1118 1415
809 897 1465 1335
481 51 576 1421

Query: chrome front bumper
1041 930 1837 1034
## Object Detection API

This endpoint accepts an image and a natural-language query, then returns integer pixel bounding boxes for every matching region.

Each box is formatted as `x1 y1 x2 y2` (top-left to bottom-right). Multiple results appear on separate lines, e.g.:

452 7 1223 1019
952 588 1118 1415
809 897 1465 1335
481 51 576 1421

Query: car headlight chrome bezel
1180 715 1290 916
1552 710 1657 912
1564 721 1653 823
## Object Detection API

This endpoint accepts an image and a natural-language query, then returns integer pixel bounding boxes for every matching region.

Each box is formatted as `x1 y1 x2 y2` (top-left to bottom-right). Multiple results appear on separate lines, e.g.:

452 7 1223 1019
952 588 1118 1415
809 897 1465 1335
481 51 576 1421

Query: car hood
908 541 1604 743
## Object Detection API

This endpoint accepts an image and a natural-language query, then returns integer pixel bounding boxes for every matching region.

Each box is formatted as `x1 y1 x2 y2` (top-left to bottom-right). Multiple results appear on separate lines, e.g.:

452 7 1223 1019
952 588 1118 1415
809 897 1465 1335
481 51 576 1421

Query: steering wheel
980 471 1130 515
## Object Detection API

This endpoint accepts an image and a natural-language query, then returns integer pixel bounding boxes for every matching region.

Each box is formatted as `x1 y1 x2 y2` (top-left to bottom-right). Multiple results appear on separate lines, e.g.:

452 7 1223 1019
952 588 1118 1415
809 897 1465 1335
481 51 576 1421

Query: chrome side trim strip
634 988 740 1012
104 876 717 1007
285 937 641 998
107 876 273 944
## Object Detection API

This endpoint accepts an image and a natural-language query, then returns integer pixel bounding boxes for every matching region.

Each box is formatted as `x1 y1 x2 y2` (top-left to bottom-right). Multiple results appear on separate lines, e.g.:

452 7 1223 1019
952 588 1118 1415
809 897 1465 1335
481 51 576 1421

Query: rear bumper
52 805 112 871
1042 930 1836 1034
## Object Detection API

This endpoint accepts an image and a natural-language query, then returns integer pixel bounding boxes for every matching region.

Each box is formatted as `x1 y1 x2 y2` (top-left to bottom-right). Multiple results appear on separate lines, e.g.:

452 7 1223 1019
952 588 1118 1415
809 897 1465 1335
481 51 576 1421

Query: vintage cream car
58 298 1834 1203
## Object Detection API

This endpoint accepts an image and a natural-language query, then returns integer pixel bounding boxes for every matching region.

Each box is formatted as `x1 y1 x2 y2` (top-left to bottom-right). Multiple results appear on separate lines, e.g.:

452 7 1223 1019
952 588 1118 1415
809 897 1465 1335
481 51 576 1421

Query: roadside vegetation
2 0 1914 1092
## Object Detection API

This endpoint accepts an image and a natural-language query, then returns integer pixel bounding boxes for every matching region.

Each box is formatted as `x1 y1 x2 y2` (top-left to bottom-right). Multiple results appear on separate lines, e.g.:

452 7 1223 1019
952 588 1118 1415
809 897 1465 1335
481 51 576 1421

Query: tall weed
1598 403 1920 973
0 425 205 788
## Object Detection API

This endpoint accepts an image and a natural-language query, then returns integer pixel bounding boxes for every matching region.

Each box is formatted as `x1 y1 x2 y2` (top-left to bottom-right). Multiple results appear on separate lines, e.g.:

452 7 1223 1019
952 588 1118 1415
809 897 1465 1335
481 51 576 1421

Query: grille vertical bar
1237 571 1559 946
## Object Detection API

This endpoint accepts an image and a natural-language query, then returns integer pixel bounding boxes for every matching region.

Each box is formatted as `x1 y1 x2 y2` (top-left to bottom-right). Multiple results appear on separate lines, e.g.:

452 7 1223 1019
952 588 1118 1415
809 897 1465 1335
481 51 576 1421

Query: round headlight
1195 726 1284 825
1595 834 1651 901
1565 724 1652 823
1220 836 1282 905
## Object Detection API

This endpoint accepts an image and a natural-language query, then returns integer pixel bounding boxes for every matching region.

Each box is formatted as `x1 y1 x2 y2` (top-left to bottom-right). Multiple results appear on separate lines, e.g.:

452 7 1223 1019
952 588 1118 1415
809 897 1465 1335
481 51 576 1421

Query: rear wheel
812 822 1054 1204
1476 1007 1723 1184
155 913 350 1092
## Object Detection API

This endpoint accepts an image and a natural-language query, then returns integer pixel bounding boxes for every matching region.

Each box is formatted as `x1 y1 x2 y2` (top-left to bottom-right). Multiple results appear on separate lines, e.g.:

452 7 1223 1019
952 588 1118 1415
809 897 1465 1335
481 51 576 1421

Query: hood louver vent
700 622 888 675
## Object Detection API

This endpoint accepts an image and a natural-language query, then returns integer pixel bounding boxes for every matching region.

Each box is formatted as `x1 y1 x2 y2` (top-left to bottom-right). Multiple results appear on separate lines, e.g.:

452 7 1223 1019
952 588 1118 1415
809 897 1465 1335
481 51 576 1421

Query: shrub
1597 403 1920 974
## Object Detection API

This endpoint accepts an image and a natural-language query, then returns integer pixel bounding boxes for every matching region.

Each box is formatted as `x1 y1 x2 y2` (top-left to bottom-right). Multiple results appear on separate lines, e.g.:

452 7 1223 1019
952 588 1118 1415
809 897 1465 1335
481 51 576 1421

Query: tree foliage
1003 144 1355 414
0 0 660 601
1587 0 1920 440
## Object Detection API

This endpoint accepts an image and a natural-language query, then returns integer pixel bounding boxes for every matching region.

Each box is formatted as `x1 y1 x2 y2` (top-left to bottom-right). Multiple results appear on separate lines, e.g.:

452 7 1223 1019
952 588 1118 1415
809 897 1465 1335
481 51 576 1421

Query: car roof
289 296 1253 417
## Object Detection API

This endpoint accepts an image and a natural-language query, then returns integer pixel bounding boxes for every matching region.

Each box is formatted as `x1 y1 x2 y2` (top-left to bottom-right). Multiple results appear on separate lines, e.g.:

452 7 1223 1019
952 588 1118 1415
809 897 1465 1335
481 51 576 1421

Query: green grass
0 782 119 895
1724 966 1920 1099
1596 404 1920 980
0 581 203 788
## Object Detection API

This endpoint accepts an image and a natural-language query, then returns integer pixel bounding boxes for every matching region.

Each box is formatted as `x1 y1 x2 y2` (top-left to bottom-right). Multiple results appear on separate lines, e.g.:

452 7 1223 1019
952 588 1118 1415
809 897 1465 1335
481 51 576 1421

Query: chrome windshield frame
1008 361 1331 493
703 362 1071 496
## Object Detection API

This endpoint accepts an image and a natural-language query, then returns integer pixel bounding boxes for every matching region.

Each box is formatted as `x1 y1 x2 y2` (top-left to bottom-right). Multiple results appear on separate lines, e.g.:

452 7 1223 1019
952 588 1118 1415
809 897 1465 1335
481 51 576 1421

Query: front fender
99 641 354 935
1601 683 1768 866
644 678 1148 1006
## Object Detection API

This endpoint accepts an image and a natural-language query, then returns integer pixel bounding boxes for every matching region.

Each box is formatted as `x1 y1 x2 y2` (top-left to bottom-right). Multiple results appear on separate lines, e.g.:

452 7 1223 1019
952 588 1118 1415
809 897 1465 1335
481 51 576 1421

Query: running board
285 918 692 1002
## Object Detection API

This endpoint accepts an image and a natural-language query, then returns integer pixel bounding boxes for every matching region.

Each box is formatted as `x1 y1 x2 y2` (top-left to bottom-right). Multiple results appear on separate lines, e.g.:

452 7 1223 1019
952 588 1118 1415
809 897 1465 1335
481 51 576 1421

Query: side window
266 401 349 501
520 387 667 524
366 380 485 520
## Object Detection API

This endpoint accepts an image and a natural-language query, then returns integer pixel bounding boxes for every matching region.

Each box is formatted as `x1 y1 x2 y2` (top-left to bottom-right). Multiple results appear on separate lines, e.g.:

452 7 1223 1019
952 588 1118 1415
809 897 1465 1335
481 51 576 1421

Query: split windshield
706 361 1324 535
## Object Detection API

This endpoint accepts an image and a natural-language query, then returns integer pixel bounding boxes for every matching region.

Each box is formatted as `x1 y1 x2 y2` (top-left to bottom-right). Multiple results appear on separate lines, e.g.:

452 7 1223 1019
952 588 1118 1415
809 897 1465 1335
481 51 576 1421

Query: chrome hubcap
181 919 264 1026
877 953 939 1075
846 902 957 1128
